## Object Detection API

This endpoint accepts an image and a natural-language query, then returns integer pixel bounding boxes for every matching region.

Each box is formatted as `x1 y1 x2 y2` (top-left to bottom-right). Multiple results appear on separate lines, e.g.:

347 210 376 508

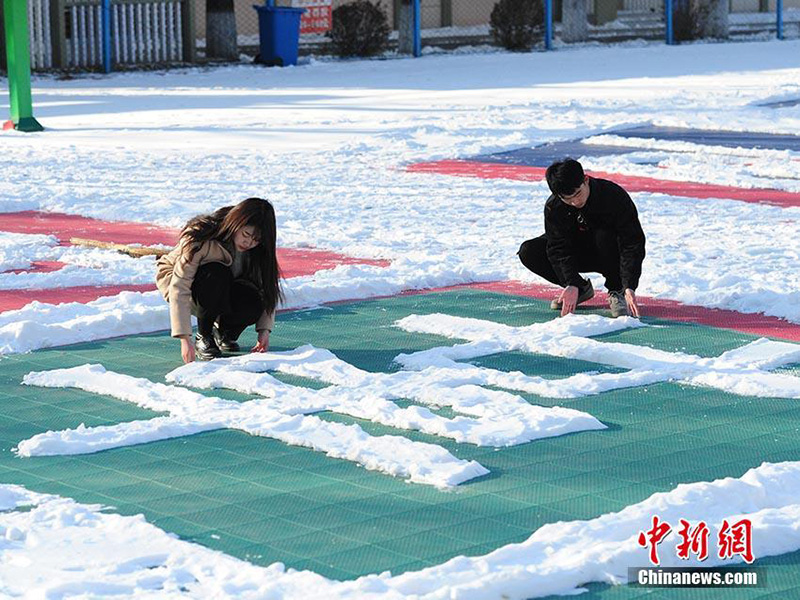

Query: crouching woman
156 197 282 363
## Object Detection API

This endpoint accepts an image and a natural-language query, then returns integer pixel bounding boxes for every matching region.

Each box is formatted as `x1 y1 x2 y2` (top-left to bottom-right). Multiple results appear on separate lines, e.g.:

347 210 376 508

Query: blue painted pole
101 0 112 73
777 0 783 39
544 0 552 50
665 0 673 45
413 0 421 57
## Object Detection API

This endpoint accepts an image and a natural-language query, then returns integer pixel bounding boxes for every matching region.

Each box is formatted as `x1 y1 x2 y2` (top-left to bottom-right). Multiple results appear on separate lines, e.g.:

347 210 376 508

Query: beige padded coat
155 238 276 338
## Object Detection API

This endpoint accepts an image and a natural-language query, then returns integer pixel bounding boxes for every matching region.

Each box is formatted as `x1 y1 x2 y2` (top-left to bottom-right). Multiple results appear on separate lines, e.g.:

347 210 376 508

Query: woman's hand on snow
252 330 270 353
180 336 195 363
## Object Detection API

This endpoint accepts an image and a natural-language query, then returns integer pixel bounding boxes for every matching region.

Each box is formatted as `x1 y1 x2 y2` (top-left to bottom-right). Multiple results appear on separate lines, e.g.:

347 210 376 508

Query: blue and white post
665 0 674 45
777 0 784 39
101 0 112 73
544 0 553 50
413 0 421 57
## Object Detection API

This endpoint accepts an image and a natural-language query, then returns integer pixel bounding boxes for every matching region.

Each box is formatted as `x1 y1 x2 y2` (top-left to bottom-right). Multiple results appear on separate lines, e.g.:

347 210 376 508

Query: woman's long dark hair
180 198 282 314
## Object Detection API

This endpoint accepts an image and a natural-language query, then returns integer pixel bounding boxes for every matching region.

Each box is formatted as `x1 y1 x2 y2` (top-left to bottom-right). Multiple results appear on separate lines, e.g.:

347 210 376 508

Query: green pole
3 0 43 132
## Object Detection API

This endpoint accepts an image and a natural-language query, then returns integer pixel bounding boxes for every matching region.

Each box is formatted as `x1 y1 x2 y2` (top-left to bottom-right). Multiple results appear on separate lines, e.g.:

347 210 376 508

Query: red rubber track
0 285 159 310
7 261 66 274
2 211 180 246
0 212 389 312
407 161 800 208
4 212 797 343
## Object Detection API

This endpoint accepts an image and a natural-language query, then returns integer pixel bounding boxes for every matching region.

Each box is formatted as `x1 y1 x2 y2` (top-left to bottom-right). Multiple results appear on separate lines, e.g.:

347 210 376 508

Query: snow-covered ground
2 38 800 597
2 39 800 355
3 462 800 598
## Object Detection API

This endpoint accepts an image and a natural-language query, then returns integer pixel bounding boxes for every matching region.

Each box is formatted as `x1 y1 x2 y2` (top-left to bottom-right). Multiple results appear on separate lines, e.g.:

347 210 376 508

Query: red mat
408 161 800 208
7 261 65 275
2 211 180 246
5 211 797 344
0 285 159 310
278 249 388 279
0 212 389 312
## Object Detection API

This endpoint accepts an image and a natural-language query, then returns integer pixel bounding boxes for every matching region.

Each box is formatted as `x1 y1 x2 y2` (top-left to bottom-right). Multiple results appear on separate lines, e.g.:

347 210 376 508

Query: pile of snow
16 311 800 491
396 313 800 399
0 232 58 272
0 291 168 355
166 343 605 447
2 462 800 598
0 244 156 291
19 363 488 488
0 259 508 355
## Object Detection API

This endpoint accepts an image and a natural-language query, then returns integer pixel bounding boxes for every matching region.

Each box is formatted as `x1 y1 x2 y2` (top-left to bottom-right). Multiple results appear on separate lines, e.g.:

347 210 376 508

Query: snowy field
2 38 800 598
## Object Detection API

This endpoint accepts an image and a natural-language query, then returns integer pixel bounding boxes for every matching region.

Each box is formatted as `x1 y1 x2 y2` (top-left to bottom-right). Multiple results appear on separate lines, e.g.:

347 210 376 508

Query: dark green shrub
327 0 390 57
490 0 544 51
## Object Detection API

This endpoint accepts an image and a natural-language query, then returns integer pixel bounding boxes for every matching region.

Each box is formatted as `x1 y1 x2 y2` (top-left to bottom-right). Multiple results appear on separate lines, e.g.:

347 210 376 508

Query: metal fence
2 0 796 71
28 0 53 68
107 0 187 65
4 0 193 70
230 0 794 56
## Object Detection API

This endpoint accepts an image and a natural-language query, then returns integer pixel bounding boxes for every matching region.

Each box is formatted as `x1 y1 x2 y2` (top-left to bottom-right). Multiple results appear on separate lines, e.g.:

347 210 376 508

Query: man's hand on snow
560 285 580 317
625 288 641 318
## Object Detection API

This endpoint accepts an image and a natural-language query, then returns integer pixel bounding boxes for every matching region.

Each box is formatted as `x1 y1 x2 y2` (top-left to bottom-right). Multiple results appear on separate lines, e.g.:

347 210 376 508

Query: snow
0 232 58 272
0 245 156 290
19 363 489 488
0 291 168 355
3 37 800 597
2 41 800 357
1 462 800 598
10 311 800 596
395 313 800 398
0 257 498 354
165 343 606 446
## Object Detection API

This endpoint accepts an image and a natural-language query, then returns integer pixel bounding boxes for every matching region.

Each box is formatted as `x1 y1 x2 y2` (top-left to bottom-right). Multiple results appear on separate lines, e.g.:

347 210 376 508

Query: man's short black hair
545 158 585 197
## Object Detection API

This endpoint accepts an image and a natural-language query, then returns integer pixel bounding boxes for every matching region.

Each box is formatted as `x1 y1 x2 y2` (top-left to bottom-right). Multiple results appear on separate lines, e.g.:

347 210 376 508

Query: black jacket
544 177 646 290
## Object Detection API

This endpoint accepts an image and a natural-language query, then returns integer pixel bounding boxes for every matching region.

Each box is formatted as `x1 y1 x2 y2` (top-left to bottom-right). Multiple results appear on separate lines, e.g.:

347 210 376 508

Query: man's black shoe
213 326 240 353
195 334 222 360
607 290 629 318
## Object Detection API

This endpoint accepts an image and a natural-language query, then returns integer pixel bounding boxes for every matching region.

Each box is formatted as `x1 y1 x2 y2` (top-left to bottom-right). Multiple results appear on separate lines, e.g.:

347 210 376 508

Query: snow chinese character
638 515 672 565
718 518 754 564
676 519 709 561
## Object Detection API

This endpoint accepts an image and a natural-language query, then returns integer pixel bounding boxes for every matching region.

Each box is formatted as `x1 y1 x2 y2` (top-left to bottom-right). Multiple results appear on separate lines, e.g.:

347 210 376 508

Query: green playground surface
1 289 799 597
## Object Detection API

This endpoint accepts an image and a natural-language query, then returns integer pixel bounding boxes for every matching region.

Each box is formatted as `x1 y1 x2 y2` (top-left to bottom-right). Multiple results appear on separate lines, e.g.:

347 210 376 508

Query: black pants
518 231 623 292
191 263 263 339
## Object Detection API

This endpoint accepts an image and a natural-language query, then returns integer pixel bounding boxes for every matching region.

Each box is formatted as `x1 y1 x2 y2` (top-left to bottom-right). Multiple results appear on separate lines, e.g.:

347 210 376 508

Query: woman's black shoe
213 327 241 353
195 334 222 360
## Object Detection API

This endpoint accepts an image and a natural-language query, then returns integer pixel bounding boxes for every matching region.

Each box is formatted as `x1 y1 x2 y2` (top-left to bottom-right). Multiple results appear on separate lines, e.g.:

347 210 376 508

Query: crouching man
518 158 646 318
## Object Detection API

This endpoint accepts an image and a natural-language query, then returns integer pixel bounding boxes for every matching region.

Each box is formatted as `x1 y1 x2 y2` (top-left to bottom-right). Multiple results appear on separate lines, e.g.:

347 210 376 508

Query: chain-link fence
1 0 193 71
728 0 796 39
2 0 796 71
212 0 611 57
208 0 796 60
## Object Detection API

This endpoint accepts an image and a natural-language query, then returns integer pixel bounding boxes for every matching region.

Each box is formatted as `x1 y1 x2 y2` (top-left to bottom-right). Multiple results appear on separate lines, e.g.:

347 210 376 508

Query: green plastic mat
0 289 799 596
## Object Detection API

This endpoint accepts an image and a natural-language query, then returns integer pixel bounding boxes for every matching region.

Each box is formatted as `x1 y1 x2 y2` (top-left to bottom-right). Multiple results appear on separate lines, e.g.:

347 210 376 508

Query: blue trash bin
253 4 306 66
